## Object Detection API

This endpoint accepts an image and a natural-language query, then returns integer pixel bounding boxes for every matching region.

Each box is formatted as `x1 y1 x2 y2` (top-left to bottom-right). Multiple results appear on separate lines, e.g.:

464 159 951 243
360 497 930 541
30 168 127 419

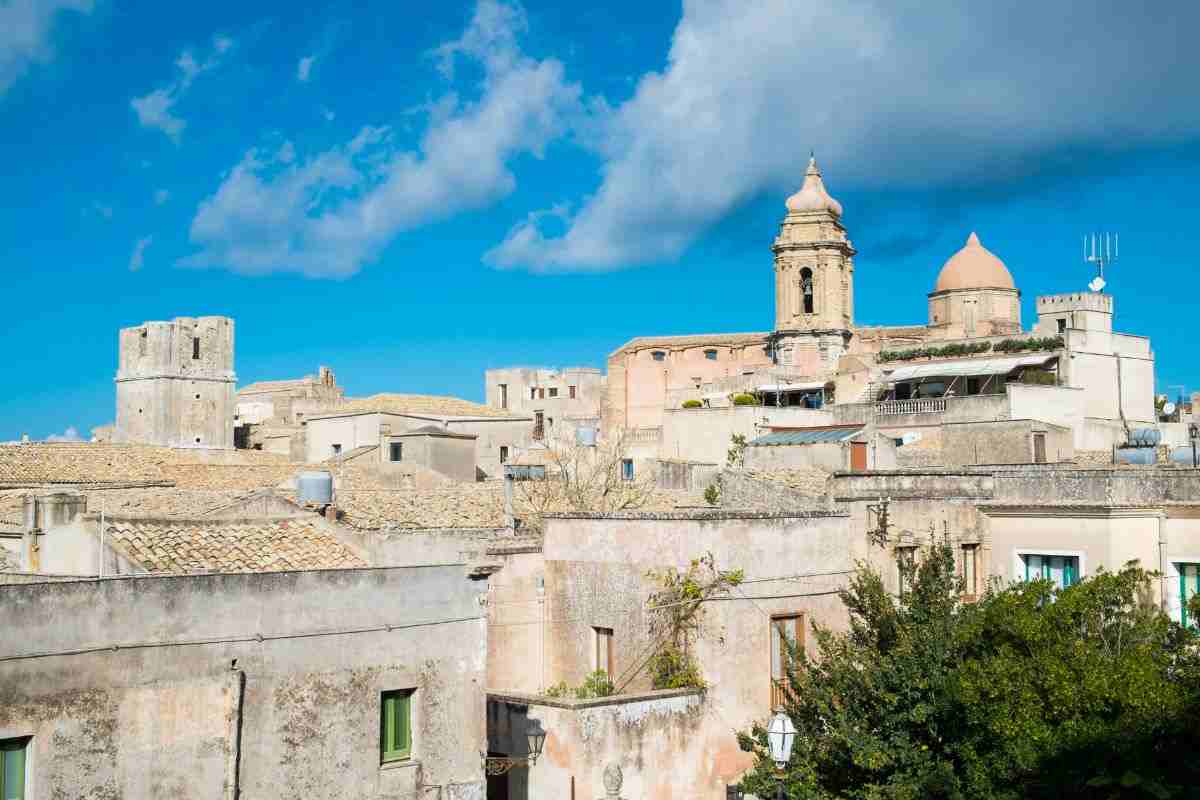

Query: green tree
736 543 1200 800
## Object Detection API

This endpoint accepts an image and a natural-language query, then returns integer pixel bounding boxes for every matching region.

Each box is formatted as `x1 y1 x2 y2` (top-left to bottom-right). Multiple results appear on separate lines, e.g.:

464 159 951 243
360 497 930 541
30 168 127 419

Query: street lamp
483 718 548 776
767 711 796 800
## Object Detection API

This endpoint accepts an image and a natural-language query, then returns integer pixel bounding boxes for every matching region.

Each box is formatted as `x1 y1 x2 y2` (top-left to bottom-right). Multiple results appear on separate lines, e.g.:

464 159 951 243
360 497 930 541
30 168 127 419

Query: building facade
114 316 236 449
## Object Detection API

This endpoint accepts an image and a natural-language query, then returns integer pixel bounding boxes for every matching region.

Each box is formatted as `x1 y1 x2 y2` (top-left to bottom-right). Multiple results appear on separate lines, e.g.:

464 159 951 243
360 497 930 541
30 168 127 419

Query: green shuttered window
1 738 27 800
1022 554 1079 590
1180 564 1200 629
380 690 413 763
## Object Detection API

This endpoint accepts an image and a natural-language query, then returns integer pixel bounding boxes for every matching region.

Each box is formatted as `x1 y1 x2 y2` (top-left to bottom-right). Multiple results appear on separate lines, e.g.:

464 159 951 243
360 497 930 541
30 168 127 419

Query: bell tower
770 157 856 374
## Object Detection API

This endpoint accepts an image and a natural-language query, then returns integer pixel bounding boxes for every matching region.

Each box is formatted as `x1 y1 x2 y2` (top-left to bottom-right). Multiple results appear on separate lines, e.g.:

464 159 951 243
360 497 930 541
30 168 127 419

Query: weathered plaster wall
661 406 834 463
656 460 721 493
487 690 710 800
941 420 1073 467
0 567 488 800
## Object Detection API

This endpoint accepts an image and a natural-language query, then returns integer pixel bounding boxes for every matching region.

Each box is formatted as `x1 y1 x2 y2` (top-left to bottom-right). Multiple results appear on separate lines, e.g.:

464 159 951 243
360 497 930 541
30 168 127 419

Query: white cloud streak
487 0 1200 272
183 0 583 278
0 0 92 96
297 55 315 82
131 35 234 142
45 426 83 442
128 235 153 271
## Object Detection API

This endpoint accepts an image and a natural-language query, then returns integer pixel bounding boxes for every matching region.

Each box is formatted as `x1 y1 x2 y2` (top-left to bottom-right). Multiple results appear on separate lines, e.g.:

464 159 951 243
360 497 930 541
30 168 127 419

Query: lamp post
484 718 548 776
767 711 796 800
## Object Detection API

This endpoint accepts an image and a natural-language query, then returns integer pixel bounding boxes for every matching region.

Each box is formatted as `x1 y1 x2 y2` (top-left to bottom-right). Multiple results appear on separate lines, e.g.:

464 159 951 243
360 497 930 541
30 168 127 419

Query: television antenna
1083 232 1117 292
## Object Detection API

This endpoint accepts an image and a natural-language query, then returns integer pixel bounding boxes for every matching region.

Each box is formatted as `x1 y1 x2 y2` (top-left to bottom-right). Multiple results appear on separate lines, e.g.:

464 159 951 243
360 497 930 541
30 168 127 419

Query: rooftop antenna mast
1084 232 1117 292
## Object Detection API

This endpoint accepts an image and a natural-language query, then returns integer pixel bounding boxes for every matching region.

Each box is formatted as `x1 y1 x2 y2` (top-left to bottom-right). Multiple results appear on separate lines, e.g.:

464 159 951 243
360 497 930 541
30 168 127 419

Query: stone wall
656 459 721 492
716 468 831 510
487 689 708 800
0 566 488 800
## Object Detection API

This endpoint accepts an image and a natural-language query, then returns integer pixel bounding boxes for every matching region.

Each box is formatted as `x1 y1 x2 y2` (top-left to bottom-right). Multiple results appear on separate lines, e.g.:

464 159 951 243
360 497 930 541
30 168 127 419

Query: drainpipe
226 664 246 800
1115 353 1131 443
503 471 515 534
98 511 105 578
1158 512 1169 612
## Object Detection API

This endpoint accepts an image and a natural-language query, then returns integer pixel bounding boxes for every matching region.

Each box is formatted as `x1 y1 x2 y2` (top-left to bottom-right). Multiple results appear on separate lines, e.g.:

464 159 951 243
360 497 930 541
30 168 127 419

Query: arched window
800 268 815 314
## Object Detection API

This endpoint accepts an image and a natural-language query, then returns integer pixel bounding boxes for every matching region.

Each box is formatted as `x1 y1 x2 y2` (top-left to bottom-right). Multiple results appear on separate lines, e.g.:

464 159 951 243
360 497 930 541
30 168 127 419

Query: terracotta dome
786 157 843 217
933 232 1015 292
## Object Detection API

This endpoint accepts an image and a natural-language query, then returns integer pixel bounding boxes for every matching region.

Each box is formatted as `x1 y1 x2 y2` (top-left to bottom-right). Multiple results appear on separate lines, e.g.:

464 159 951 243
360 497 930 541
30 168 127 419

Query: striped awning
884 354 1057 383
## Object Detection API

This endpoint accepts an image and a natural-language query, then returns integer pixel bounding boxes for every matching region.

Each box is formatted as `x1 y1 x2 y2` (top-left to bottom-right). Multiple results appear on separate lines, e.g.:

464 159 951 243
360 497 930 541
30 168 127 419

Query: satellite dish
1164 402 1177 416
1088 276 1106 292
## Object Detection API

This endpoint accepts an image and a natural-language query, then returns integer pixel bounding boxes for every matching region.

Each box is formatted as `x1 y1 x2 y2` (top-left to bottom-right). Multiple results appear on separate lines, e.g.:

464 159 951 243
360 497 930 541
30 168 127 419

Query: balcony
875 397 948 416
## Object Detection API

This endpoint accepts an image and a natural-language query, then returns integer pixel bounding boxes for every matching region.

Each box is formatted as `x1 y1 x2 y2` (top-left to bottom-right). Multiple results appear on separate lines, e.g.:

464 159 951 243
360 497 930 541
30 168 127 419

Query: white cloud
154 188 170 205
0 0 92 96
488 0 1200 271
131 35 234 142
45 426 83 442
128 235 153 271
297 55 315 82
183 0 583 278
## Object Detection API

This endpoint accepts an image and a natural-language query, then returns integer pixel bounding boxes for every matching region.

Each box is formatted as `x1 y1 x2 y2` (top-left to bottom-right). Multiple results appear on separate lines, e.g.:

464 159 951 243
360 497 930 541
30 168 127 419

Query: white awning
701 393 729 400
883 354 1057 383
756 382 826 393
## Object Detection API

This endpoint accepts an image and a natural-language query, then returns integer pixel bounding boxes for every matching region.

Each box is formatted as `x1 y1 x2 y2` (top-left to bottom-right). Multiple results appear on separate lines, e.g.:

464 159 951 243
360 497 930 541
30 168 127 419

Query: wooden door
1033 433 1047 463
850 441 868 471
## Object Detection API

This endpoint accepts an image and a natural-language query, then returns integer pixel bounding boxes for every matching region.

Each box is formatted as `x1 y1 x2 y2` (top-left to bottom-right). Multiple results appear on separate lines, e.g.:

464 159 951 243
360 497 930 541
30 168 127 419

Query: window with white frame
592 626 613 675
1021 553 1080 590
960 544 980 598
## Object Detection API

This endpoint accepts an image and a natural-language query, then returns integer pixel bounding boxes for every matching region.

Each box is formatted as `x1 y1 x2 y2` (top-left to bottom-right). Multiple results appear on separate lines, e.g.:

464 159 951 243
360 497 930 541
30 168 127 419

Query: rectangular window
380 690 413 763
389 443 403 462
770 614 804 709
593 626 613 675
620 459 634 481
1 738 27 800
1179 563 1199 628
538 388 545 400
961 544 979 598
652 351 666 362
1057 318 1067 333
499 446 509 464
332 443 342 457
530 387 537 400
704 349 718 360
896 545 918 595
192 336 201 359
138 329 147 356
1033 433 1047 463
533 412 544 441
500 384 508 410
548 387 558 398
1022 554 1080 590
569 385 577 399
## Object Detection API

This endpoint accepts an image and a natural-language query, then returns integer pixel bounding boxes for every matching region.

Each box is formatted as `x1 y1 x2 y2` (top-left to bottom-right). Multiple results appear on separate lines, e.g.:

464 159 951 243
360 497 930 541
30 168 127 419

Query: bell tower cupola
770 157 856 374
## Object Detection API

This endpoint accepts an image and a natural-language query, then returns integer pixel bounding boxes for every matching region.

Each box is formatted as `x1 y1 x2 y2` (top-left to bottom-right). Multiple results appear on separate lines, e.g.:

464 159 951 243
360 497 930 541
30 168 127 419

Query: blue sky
2 0 1199 441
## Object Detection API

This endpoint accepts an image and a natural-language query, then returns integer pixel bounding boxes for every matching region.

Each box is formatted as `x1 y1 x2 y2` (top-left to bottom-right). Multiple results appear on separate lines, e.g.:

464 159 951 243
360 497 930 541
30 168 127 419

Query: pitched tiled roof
328 393 525 419
610 332 769 357
237 378 311 395
104 516 366 573
333 483 697 532
0 443 297 488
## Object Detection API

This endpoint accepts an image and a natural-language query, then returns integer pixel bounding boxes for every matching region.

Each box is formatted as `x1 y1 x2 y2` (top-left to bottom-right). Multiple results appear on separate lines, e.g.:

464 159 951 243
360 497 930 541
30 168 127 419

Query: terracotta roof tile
104 516 365 573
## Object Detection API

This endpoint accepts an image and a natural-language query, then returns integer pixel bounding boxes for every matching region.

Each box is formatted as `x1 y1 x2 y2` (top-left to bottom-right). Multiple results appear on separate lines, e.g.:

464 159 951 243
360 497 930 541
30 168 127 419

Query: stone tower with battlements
114 316 236 449
770 157 856 375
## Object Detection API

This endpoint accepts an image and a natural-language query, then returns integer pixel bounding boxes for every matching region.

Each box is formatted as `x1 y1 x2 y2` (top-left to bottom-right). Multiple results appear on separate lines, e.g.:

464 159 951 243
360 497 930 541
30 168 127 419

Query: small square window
380 690 413 763
390 443 403 462
652 351 666 362
548 388 558 398
704 349 718 360
621 459 634 481
332 444 342 456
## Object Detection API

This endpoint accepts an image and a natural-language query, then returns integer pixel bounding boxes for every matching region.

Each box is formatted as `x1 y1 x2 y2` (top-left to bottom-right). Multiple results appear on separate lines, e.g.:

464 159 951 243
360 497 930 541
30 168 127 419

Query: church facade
606 159 1155 454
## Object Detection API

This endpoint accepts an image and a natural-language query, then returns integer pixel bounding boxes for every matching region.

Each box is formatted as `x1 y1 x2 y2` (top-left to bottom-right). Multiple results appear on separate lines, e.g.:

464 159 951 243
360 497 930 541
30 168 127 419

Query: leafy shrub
543 681 571 698
1018 368 1058 385
731 393 758 406
681 399 703 409
703 484 720 506
574 669 615 699
878 336 1064 363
